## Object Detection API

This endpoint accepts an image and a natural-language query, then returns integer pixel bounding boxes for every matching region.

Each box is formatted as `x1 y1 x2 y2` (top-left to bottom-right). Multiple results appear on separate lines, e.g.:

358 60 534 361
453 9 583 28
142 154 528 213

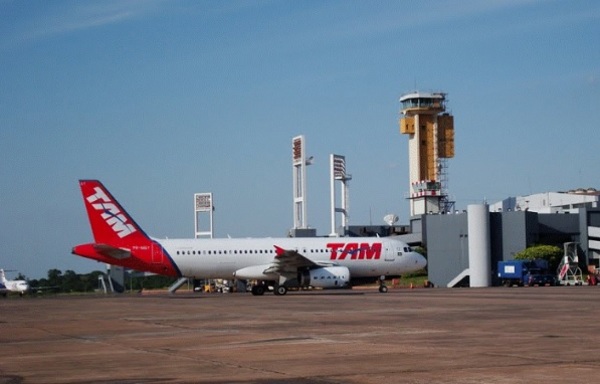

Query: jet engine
298 266 350 289
233 264 276 281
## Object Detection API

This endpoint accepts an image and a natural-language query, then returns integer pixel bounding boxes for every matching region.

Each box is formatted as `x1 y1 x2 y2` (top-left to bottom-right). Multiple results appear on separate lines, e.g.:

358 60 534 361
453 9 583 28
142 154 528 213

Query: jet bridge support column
467 204 491 287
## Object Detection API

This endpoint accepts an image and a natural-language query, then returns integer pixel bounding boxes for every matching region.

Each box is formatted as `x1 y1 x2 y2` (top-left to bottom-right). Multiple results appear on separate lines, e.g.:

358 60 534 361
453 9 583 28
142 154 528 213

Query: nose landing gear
378 275 388 293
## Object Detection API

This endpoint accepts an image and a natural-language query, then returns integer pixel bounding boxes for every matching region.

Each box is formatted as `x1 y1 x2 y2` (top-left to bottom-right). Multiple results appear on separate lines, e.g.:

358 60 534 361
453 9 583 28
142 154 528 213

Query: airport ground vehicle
497 259 558 286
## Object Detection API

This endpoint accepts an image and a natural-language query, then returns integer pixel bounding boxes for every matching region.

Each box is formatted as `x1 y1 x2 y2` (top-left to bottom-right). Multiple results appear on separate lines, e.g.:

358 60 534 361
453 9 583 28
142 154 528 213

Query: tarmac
1 286 600 384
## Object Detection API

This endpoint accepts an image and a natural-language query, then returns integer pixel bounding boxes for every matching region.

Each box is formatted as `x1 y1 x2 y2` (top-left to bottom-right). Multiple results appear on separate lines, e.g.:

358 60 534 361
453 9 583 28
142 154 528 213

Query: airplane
0 269 30 297
72 180 427 295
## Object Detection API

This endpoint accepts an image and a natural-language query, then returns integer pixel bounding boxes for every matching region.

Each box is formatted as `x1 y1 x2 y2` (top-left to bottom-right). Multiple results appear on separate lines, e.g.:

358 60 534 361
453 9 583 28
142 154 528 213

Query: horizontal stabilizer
93 244 131 260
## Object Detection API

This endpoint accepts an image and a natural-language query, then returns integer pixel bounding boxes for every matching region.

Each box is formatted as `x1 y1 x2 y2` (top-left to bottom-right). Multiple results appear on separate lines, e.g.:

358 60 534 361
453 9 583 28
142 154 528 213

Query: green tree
47 269 63 288
514 245 563 270
62 270 80 292
128 274 178 290
81 271 104 292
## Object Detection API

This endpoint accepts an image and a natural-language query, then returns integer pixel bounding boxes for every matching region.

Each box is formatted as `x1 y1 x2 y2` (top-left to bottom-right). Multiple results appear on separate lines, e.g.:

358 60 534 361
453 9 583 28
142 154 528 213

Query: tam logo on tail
86 187 136 238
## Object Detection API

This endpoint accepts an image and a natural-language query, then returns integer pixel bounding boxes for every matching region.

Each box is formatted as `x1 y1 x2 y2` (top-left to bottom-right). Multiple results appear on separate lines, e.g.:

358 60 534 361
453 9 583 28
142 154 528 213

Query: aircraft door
384 246 395 262
151 242 163 264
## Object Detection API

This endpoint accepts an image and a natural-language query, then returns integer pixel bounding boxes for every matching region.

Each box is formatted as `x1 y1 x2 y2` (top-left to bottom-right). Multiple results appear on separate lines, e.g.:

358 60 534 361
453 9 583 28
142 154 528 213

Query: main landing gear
274 285 288 296
250 283 288 296
250 284 266 296
378 276 388 293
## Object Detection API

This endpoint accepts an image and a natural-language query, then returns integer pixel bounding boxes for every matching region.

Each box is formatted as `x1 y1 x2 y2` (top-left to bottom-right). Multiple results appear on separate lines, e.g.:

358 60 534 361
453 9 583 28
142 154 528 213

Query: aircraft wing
267 246 336 275
93 244 131 260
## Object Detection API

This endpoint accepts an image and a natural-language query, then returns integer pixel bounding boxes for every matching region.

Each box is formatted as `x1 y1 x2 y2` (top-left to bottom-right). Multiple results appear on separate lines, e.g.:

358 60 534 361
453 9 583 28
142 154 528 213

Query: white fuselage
1 279 29 295
154 236 426 280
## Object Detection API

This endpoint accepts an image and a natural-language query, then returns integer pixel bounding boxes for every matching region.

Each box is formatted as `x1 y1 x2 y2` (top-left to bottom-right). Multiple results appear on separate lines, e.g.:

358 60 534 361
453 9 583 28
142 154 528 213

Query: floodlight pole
329 154 351 237
292 135 311 229
194 192 214 239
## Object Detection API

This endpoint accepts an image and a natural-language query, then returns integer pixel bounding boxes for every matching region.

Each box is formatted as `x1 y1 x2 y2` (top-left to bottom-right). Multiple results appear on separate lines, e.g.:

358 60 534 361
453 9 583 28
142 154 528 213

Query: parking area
1 287 600 383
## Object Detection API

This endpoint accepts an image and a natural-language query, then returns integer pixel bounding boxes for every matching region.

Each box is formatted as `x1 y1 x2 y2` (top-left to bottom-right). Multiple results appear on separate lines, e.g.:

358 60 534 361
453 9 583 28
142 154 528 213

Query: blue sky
1 0 599 279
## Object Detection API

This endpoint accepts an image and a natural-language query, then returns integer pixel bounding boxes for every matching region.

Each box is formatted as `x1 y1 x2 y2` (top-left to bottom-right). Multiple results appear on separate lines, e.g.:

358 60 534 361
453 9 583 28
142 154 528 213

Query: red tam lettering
341 243 358 260
327 243 345 260
327 242 382 260
361 243 382 260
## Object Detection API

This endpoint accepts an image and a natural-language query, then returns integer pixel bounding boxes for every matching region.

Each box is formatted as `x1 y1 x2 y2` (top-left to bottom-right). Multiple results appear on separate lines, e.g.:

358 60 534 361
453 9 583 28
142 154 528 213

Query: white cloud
2 0 165 50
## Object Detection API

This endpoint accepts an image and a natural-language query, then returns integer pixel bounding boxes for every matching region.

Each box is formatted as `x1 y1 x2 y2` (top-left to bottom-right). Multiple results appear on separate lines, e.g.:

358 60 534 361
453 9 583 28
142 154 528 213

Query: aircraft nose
415 252 427 269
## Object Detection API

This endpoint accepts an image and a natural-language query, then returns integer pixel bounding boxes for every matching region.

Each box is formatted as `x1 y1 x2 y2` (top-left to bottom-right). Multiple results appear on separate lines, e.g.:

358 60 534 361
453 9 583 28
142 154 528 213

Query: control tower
399 91 454 216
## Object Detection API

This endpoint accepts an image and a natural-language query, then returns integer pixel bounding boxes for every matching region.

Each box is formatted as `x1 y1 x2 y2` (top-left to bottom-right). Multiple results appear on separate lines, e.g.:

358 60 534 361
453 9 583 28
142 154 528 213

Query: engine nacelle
298 266 350 289
233 265 277 281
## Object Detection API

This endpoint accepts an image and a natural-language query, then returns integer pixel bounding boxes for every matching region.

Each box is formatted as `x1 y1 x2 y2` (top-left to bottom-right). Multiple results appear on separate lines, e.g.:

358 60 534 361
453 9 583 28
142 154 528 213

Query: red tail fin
79 180 149 245
73 180 180 277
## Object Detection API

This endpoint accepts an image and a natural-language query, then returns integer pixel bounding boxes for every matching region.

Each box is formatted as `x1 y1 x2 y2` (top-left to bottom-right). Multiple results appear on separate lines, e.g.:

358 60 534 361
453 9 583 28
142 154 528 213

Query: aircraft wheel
275 285 288 296
378 285 388 293
251 285 265 296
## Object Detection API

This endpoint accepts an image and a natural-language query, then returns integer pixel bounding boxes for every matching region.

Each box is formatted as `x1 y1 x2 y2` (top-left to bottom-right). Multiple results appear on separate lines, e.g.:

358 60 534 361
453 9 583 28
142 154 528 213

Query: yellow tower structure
399 91 454 217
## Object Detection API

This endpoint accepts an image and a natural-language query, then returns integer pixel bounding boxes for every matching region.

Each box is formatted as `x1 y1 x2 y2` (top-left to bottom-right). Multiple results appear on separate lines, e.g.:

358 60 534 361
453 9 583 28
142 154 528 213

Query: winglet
274 245 286 256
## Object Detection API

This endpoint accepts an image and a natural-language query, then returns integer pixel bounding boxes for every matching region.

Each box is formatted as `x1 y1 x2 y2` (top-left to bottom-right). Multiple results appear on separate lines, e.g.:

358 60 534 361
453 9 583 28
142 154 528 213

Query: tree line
25 269 177 294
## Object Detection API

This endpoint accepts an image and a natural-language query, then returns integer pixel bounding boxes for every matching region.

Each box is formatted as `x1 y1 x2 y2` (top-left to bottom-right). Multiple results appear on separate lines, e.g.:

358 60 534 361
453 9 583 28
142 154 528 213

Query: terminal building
414 205 600 287
489 189 600 213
